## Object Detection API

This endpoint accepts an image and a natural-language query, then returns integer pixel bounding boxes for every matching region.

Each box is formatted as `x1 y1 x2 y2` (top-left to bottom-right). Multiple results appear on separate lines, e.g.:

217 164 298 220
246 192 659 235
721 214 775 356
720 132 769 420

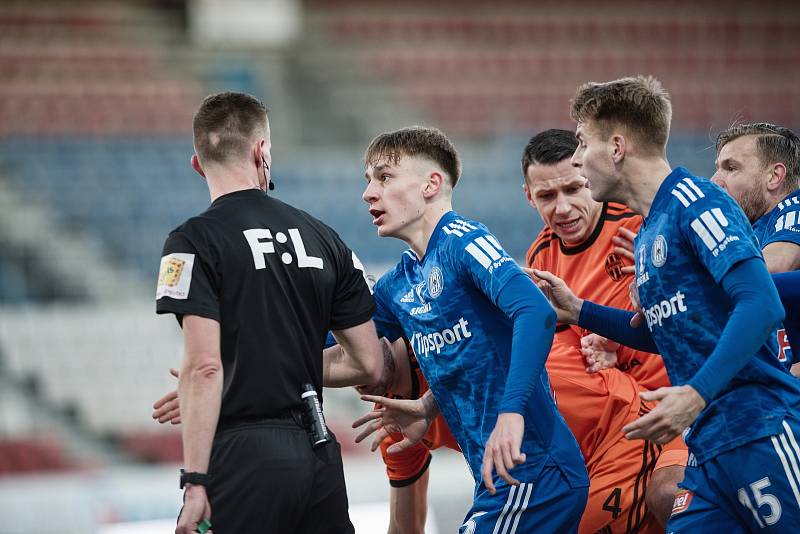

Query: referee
156 92 385 533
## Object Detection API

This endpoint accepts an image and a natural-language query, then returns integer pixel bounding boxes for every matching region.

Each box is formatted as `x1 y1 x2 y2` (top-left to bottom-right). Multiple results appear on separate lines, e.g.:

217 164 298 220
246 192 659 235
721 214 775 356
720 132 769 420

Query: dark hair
364 126 461 187
570 75 672 155
192 92 268 164
521 129 579 176
716 122 800 193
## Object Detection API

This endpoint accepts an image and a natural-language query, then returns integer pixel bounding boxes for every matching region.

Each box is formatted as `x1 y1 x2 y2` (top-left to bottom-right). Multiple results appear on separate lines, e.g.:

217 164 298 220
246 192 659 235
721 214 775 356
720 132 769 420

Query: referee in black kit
156 92 386 534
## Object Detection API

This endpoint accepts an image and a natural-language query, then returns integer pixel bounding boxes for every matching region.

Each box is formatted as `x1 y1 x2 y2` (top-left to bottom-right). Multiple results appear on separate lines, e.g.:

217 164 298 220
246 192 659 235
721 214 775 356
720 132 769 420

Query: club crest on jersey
651 235 668 267
428 267 444 298
604 253 625 281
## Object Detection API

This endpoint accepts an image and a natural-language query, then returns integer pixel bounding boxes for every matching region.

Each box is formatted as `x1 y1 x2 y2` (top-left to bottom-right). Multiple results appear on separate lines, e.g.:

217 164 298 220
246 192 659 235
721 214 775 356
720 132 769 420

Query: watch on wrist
179 469 212 489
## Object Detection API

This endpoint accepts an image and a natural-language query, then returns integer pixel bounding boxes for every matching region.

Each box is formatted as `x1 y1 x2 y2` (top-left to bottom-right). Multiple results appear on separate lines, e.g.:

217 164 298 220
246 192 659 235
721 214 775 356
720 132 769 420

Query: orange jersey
379 341 459 486
546 326 641 461
527 202 670 391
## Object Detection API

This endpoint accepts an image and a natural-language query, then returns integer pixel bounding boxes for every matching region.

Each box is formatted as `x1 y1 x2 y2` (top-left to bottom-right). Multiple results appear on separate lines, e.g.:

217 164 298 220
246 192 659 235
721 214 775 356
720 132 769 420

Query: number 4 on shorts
603 487 623 519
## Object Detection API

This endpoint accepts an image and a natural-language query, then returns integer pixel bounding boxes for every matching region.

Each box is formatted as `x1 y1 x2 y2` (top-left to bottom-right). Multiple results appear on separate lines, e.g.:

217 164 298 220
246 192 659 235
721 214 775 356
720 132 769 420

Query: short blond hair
364 126 461 187
571 75 672 155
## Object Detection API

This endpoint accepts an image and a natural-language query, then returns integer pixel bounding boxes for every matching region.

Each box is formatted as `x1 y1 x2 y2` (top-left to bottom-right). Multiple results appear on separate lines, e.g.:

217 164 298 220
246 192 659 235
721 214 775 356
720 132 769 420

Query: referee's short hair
364 126 462 188
193 92 269 164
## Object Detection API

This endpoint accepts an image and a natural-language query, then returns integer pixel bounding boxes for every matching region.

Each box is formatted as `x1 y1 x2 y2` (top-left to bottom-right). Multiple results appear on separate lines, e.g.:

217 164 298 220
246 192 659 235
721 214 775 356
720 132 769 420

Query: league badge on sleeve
156 253 194 300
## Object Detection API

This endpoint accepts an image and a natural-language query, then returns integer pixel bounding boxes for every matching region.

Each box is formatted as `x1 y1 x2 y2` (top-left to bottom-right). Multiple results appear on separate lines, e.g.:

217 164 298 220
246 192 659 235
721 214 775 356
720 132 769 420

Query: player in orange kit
522 129 686 532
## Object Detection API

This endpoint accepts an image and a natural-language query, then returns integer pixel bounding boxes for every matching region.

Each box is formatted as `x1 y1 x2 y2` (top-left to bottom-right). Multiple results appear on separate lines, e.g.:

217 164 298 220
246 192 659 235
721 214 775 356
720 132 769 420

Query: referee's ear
191 154 207 179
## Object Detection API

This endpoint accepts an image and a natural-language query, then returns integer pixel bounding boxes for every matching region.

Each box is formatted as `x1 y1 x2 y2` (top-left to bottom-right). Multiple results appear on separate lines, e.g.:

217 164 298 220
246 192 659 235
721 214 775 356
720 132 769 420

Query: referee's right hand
177 485 212 534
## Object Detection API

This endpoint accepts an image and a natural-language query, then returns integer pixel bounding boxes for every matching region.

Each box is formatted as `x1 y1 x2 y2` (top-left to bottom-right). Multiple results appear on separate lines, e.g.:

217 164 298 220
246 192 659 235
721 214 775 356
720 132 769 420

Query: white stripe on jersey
466 242 492 269
486 234 504 252
690 218 718 250
699 209 727 241
476 236 502 260
671 178 705 208
676 181 698 203
671 189 690 207
443 225 464 237
683 177 705 199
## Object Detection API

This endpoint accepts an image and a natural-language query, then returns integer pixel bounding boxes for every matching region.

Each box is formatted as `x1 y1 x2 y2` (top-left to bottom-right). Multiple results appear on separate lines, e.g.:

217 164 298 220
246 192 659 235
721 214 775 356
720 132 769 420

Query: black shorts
200 417 354 533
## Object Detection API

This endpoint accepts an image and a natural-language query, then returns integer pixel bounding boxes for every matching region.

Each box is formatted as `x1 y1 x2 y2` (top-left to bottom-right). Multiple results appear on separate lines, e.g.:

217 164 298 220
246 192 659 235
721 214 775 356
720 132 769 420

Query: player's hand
628 282 645 328
176 485 212 534
152 368 181 425
482 413 526 495
623 386 706 444
612 227 637 274
353 395 433 453
580 334 619 373
526 268 583 325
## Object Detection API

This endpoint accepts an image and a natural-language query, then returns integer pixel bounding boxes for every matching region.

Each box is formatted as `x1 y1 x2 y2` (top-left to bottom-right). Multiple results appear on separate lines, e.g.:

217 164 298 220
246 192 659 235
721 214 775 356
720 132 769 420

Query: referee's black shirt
156 189 375 426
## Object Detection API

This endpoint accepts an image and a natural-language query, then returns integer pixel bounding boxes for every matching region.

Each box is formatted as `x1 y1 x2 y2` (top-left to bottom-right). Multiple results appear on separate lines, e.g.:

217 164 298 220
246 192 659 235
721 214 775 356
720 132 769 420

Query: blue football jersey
634 168 800 464
752 189 800 250
372 211 586 488
752 189 800 367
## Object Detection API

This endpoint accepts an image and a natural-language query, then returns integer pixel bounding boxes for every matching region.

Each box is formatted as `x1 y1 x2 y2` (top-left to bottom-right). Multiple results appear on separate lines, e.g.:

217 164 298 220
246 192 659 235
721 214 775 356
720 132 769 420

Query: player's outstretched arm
354 391 439 453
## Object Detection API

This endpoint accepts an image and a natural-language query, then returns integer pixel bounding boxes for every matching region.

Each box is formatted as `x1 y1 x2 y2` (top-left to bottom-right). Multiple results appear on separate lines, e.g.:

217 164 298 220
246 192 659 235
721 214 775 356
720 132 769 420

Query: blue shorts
459 462 588 534
668 416 800 533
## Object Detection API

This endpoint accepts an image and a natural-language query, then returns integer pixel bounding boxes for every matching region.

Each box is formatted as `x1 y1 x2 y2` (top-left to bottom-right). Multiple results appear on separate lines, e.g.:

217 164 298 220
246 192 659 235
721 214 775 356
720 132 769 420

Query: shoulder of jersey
667 174 723 210
606 202 639 220
526 226 558 266
775 189 800 213
374 261 406 291
438 216 486 242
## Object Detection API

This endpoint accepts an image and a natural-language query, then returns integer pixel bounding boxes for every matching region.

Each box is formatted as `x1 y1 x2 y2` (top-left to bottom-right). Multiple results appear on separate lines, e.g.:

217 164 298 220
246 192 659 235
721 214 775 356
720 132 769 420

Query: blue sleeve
446 224 555 414
678 178 762 283
495 273 557 414
773 271 800 352
371 277 404 342
687 258 785 402
763 195 800 248
578 301 659 353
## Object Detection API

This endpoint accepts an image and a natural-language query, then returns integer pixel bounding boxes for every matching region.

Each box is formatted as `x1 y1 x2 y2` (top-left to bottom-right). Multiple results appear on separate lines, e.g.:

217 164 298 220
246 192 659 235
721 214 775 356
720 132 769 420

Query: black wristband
180 469 212 489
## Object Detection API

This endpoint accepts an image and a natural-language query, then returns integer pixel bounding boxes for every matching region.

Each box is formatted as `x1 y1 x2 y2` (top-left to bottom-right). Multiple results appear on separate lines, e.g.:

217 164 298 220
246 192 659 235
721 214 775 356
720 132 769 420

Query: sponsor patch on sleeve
670 489 693 516
156 253 194 300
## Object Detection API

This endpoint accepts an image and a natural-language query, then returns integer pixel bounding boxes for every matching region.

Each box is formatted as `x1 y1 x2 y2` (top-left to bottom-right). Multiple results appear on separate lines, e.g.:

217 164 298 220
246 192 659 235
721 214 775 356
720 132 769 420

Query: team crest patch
605 253 625 281
652 235 668 268
156 253 195 300
428 266 444 298
670 489 693 516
